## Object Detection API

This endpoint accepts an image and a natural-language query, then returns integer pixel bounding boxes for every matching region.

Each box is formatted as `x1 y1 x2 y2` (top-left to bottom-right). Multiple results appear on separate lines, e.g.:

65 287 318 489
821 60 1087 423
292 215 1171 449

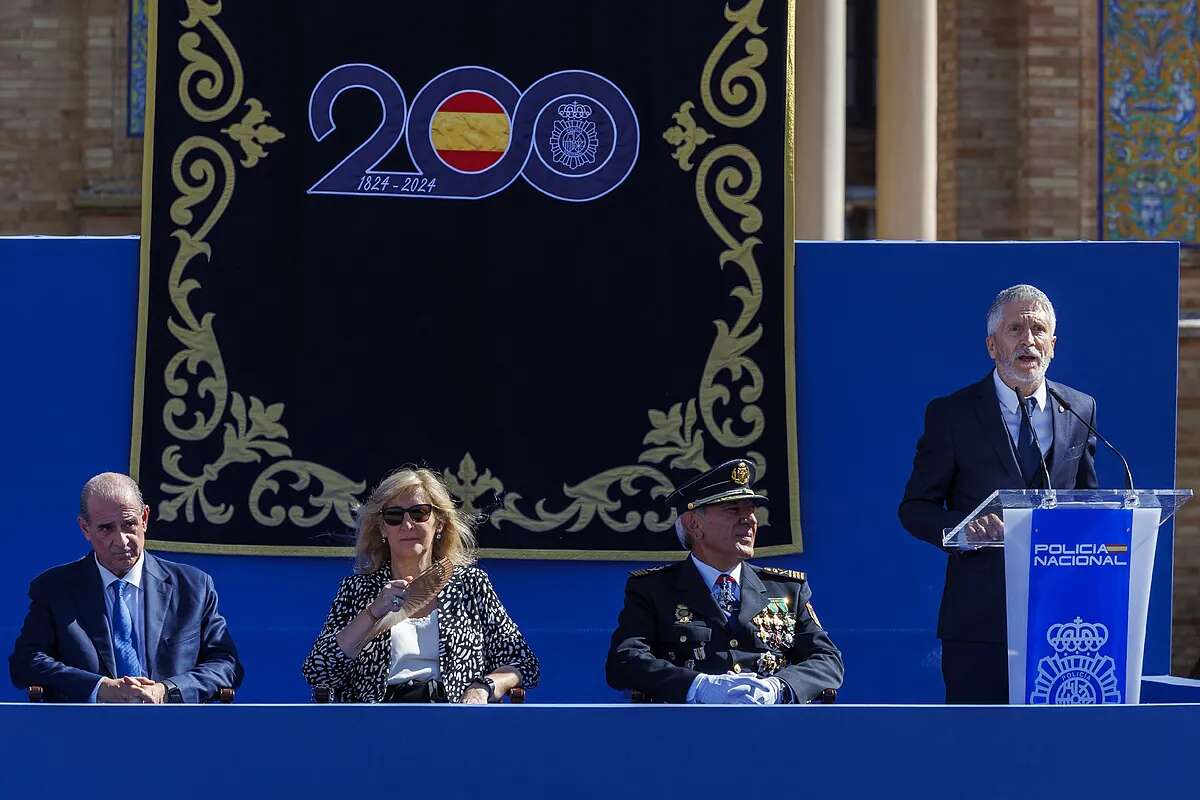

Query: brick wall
0 0 140 236
941 0 1199 674
949 0 1022 239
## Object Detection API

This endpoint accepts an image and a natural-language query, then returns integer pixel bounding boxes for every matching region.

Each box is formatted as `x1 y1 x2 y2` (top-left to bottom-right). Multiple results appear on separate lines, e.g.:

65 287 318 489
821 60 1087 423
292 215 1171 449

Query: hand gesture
965 512 1004 543
97 676 166 703
367 579 410 620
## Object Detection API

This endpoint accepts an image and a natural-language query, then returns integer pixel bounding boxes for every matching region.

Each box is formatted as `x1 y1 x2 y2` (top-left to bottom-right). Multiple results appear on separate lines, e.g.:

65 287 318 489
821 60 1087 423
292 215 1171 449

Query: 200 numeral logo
308 63 639 203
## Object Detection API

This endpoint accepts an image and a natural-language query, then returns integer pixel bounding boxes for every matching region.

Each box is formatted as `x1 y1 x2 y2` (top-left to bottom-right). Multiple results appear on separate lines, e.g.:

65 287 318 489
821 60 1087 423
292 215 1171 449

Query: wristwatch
470 676 496 700
162 679 183 703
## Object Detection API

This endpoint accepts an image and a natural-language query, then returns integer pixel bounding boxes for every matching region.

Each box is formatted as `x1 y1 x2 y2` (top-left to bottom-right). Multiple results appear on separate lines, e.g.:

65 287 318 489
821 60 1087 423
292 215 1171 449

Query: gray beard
997 360 1048 393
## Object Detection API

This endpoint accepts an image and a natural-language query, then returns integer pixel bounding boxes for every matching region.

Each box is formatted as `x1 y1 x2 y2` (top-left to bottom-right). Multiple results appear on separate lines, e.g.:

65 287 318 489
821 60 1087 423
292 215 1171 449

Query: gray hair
986 284 1056 335
79 473 145 521
673 506 706 549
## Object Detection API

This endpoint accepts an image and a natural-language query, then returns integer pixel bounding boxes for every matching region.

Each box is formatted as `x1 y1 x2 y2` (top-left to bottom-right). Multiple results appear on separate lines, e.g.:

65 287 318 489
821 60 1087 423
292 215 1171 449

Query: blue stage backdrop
0 237 1180 702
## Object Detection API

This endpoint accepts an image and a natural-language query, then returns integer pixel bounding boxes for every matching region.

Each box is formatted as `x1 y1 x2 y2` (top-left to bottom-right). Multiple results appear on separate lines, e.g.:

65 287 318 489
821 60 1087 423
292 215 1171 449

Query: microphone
1016 388 1052 491
1046 385 1134 491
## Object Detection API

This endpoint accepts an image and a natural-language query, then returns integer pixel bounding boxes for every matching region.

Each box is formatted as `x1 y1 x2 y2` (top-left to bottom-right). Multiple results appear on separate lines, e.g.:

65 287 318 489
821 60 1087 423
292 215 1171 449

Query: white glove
689 673 751 704
737 674 784 705
688 673 783 704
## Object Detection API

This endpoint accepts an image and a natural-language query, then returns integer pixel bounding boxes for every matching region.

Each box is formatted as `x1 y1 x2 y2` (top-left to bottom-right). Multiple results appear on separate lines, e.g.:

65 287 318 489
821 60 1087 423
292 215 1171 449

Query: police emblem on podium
1029 617 1122 704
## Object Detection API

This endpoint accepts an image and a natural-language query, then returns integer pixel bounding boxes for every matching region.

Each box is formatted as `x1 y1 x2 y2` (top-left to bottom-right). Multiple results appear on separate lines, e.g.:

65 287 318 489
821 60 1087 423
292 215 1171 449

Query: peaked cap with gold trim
666 457 769 515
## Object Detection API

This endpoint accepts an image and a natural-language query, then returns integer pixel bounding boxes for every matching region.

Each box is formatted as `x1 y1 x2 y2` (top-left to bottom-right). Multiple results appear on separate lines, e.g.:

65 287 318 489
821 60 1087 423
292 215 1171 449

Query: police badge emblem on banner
1024 508 1132 704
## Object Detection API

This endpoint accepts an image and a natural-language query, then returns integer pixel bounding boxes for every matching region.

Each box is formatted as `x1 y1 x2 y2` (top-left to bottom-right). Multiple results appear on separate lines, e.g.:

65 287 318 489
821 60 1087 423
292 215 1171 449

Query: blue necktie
109 580 143 678
714 574 740 618
1017 396 1045 488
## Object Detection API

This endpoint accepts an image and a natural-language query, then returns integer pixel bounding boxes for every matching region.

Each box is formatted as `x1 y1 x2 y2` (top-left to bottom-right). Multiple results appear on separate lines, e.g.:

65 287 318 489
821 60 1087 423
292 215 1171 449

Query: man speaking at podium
899 285 1098 703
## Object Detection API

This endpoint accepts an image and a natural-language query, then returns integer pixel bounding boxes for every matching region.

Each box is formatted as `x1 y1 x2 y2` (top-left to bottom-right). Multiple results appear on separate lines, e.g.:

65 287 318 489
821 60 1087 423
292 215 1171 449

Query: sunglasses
380 504 434 526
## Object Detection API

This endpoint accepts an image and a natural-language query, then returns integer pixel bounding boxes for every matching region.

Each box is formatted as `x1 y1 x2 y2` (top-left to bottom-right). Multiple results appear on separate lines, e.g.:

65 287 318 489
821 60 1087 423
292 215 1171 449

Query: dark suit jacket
605 557 843 702
9 552 243 702
898 373 1099 643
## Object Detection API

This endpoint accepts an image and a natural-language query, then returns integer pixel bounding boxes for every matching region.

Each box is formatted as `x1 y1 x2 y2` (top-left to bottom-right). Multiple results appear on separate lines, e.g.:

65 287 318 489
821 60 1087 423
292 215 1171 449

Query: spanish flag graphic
1104 544 1129 553
430 91 510 172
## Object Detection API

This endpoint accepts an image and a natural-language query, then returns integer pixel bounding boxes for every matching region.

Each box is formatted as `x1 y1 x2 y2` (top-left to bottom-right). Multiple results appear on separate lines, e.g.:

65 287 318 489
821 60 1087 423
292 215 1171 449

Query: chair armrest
312 686 333 703
216 687 235 703
504 687 525 704
809 688 837 704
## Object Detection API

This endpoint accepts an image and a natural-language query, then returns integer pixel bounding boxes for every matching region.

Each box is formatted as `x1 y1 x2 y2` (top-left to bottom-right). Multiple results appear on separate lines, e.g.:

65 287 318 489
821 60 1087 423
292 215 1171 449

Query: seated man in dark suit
10 472 243 702
606 458 843 703
899 284 1098 704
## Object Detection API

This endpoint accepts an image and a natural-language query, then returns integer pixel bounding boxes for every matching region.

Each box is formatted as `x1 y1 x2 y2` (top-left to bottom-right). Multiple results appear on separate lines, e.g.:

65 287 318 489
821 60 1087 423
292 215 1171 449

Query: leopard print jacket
301 564 539 702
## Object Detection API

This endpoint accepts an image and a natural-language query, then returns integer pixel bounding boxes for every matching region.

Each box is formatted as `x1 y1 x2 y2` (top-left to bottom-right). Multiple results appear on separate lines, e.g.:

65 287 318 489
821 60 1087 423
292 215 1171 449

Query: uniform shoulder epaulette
628 564 671 578
758 566 806 581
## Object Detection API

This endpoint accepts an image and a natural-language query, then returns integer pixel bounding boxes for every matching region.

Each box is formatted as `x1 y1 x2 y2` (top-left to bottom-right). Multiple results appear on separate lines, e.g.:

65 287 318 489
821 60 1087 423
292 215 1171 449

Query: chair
27 684 235 703
311 685 526 703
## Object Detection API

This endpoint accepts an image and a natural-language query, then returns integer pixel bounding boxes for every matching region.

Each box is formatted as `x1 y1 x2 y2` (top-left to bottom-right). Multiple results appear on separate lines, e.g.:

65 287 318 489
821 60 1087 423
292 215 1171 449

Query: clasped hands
691 672 783 705
98 676 168 704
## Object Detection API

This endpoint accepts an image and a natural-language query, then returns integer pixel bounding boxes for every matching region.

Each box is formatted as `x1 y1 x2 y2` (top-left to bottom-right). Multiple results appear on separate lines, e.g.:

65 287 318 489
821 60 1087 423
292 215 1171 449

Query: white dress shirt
90 554 148 702
992 369 1053 457
685 555 745 703
689 554 743 612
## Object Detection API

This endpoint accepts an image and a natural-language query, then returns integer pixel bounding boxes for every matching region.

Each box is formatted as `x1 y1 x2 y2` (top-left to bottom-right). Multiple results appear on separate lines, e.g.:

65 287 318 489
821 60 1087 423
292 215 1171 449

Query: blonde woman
302 467 539 702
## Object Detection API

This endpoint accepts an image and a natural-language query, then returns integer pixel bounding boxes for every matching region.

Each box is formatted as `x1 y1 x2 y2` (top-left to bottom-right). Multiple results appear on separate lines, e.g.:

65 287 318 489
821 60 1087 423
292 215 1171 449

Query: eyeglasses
380 504 434 526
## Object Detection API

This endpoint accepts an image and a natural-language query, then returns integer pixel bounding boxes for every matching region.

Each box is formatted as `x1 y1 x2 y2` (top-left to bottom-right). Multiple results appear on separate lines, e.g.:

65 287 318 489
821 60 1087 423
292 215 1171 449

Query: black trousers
382 679 448 703
941 640 1008 704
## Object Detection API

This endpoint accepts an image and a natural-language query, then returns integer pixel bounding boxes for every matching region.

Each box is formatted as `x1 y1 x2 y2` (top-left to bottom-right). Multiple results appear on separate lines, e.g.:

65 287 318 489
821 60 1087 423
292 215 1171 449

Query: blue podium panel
0 704 1197 798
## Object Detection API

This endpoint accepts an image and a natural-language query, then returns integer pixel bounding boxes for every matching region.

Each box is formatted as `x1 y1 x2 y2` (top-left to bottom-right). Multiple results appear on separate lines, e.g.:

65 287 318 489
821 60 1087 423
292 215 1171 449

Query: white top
992 369 1052 457
385 610 441 685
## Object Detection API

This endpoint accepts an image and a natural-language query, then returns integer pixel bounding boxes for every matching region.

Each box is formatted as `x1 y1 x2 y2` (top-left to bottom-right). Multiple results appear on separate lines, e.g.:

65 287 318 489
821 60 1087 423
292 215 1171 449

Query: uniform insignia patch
675 604 693 623
759 567 806 581
628 565 670 578
805 601 823 630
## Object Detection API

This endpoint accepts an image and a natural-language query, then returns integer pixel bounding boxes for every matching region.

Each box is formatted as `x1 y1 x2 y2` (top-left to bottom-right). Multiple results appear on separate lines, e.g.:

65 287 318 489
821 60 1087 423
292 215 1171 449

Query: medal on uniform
756 651 789 675
675 604 693 623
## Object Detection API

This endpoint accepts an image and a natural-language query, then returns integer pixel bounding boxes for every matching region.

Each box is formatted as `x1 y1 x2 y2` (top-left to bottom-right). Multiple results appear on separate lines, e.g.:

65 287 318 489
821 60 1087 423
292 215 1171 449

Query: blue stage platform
0 702 1196 798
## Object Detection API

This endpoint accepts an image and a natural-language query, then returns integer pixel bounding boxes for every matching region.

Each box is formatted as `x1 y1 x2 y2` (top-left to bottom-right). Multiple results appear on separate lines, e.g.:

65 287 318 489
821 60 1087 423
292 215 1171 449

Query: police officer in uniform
605 458 843 703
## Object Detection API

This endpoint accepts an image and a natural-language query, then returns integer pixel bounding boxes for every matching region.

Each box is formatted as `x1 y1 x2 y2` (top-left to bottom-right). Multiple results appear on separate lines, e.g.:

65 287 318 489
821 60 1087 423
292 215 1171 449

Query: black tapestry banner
133 0 800 559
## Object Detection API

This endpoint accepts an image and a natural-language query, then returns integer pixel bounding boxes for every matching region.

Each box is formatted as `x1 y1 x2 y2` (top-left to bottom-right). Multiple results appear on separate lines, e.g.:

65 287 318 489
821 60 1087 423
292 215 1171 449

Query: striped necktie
714 574 740 617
